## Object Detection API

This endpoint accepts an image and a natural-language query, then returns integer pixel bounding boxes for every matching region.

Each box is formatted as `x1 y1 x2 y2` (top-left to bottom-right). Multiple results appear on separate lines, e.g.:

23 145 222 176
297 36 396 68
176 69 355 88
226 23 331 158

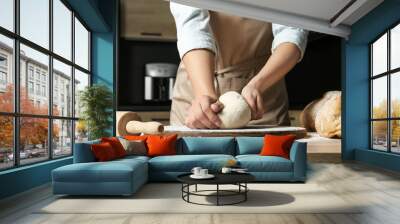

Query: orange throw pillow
259 134 296 159
91 142 117 161
146 134 177 157
124 135 148 141
101 137 126 158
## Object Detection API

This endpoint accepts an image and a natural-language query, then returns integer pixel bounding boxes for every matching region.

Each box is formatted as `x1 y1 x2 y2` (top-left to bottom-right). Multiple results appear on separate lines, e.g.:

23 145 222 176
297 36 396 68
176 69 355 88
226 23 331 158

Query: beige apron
170 12 290 126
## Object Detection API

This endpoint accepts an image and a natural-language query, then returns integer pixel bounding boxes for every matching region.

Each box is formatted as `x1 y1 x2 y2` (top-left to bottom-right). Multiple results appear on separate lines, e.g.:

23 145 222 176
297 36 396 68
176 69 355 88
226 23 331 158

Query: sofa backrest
74 136 299 161
235 137 263 155
177 137 236 155
73 139 100 163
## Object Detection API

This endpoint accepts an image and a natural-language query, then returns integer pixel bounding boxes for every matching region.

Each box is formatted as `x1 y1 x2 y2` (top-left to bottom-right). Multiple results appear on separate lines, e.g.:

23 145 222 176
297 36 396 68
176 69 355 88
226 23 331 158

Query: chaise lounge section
52 137 307 196
52 140 149 196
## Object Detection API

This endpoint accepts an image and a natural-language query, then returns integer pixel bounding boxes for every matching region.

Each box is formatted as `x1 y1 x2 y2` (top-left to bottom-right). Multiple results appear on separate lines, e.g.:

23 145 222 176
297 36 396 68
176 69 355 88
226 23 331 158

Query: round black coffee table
177 173 255 206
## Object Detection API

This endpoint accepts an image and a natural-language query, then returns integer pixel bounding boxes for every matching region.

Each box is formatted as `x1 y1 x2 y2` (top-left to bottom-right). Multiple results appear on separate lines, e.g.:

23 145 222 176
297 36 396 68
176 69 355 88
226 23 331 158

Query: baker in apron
169 3 308 128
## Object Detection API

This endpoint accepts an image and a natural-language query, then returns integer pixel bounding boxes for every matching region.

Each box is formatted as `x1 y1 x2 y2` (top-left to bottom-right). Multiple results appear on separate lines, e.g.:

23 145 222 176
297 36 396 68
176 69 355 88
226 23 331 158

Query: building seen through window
0 0 91 170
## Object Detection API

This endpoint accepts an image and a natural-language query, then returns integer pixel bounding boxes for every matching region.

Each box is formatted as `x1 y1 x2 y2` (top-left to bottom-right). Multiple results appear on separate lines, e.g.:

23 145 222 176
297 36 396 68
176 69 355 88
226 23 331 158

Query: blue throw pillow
73 139 100 163
178 137 235 155
236 137 264 155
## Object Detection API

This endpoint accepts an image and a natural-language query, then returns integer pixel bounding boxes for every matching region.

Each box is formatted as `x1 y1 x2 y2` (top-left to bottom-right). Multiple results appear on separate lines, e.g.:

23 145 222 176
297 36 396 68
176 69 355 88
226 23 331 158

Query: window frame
369 20 400 154
0 0 92 171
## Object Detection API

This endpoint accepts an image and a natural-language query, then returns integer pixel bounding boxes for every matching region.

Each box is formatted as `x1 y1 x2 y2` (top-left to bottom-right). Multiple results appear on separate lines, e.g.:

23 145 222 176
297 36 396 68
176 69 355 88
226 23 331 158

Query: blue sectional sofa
52 137 307 196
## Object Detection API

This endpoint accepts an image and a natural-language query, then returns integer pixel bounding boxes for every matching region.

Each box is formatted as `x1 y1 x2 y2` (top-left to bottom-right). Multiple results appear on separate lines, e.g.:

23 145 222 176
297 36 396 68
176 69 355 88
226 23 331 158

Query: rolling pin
126 121 164 135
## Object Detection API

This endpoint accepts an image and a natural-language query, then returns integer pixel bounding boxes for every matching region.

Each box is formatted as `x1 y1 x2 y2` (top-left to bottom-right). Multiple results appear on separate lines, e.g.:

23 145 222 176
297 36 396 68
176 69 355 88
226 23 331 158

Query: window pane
75 120 88 143
372 121 388 151
53 119 72 158
0 34 14 112
20 44 49 115
53 0 72 60
391 120 400 153
53 59 72 117
74 18 89 70
372 76 387 119
0 0 14 31
20 117 49 165
20 0 49 49
74 69 89 117
0 116 13 170
391 72 400 118
372 33 387 76
391 24 400 70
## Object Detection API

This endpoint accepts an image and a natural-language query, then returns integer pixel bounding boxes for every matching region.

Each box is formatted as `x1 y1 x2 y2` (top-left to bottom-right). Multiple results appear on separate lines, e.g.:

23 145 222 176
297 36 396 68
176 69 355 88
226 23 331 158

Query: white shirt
170 2 308 61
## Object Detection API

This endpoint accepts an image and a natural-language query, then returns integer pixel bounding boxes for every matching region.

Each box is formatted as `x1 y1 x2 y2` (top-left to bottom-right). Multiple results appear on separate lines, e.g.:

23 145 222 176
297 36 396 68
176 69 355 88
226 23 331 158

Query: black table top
177 173 255 185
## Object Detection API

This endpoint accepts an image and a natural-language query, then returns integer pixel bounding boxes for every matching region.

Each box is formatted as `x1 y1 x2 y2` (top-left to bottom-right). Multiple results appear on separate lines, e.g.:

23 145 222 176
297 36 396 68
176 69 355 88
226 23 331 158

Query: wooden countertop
164 125 307 139
297 132 341 154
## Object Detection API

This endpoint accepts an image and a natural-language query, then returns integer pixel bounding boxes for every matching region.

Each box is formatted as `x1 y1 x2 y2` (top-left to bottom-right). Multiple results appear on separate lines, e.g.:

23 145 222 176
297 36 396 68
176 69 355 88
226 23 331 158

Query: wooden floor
1 161 400 224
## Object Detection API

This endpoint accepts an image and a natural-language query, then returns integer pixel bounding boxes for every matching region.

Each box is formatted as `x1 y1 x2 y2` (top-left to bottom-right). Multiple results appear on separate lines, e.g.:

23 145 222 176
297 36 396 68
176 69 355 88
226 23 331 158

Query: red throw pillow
91 142 117 161
101 137 126 158
124 135 148 141
259 134 296 159
146 134 177 157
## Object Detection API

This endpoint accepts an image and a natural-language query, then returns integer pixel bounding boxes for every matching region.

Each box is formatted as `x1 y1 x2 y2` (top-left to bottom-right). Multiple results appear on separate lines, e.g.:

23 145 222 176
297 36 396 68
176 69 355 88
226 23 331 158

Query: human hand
185 95 224 129
241 84 264 120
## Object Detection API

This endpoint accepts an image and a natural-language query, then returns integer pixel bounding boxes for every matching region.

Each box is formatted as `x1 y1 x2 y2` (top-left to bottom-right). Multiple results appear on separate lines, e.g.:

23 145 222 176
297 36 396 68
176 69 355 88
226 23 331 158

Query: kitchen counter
164 125 307 138
298 132 342 163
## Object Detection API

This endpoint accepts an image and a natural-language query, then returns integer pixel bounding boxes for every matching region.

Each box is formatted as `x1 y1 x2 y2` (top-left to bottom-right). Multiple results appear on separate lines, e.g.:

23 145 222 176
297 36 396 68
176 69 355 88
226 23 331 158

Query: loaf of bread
300 91 341 138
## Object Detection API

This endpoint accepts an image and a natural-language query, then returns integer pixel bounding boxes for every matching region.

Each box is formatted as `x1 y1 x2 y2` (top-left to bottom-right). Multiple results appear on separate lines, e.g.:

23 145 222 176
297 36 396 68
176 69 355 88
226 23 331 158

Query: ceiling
170 0 384 38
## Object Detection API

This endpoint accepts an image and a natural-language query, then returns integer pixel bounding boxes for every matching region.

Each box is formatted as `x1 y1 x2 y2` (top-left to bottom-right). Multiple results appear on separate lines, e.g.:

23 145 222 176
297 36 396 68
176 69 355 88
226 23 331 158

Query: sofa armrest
289 141 307 181
73 140 99 163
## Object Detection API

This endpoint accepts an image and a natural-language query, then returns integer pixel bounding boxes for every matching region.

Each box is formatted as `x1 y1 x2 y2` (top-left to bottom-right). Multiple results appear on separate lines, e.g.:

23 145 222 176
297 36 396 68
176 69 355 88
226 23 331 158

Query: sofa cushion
147 134 178 157
101 137 127 158
177 137 235 155
260 134 296 159
236 137 263 155
91 142 118 161
53 158 147 183
236 155 293 172
149 154 235 172
124 135 148 141
119 138 147 156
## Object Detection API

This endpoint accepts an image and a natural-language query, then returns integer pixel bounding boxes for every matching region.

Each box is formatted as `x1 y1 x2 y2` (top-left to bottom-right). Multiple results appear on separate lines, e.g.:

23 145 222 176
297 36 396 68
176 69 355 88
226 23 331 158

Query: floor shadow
54 184 297 205
203 190 295 207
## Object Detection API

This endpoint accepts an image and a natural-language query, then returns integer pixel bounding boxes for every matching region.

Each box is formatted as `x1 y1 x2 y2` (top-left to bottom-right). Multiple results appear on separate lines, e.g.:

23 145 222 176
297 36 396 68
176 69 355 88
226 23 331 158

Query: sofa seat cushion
53 159 147 183
149 154 235 172
236 155 293 172
117 155 150 163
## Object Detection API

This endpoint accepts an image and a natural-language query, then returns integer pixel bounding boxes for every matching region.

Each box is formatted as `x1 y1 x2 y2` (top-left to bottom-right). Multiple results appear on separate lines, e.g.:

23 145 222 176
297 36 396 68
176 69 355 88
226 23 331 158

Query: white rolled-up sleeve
170 2 217 59
272 24 308 61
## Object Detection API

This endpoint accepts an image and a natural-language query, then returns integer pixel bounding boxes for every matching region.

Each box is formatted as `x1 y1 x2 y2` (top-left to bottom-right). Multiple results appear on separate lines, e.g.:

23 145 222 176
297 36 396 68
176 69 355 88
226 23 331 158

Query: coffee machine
144 63 177 102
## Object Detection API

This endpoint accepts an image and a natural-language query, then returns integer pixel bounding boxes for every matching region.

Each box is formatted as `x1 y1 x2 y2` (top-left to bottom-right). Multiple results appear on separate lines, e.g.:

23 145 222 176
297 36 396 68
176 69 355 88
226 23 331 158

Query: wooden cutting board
164 125 307 138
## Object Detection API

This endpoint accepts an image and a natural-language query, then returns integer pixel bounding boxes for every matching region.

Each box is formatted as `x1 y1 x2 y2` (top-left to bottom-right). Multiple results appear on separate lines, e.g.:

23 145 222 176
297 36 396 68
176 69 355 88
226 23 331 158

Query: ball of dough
315 92 341 138
218 91 251 129
300 98 324 131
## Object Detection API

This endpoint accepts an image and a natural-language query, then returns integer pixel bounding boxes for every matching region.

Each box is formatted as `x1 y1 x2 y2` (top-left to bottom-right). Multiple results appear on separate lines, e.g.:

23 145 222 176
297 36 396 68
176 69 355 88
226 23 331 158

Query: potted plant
79 84 113 140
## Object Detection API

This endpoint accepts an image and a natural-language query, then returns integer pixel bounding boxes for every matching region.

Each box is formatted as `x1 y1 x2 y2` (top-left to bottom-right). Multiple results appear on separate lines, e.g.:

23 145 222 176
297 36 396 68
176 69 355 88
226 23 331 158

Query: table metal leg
187 184 190 202
245 183 247 201
216 184 219 206
181 184 183 199
195 184 198 192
